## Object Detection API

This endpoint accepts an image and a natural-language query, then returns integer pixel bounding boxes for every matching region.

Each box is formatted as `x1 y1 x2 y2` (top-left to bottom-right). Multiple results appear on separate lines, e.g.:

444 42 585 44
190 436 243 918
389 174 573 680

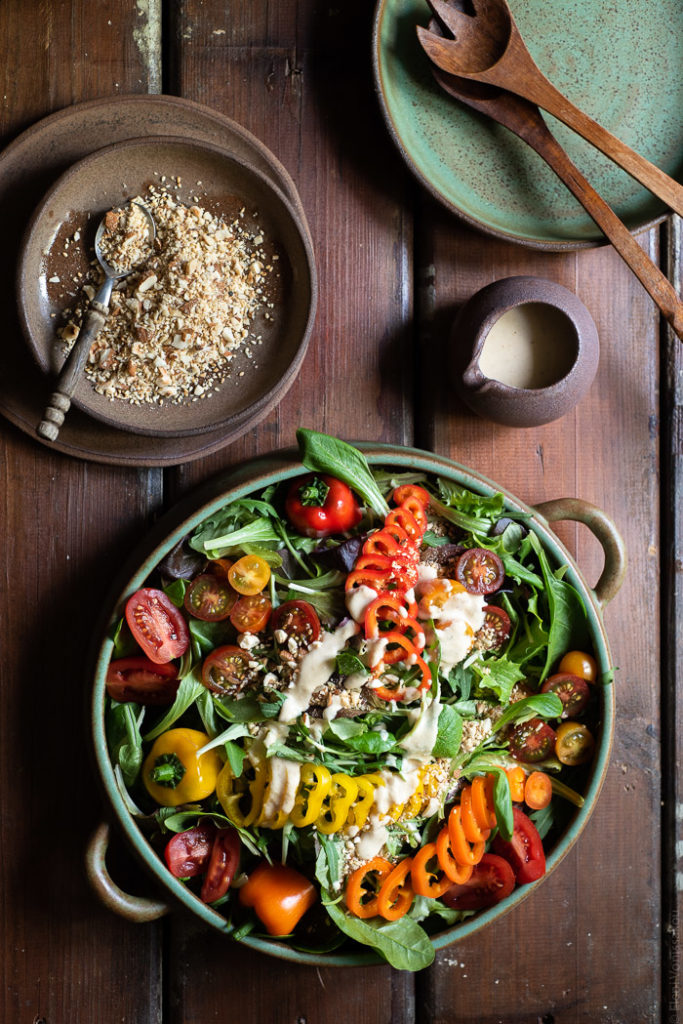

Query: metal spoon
37 200 156 441
416 0 683 217
424 14 683 341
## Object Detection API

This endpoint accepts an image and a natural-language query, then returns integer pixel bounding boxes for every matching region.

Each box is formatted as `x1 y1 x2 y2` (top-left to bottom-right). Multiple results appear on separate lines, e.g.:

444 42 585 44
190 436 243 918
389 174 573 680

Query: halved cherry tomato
492 806 546 883
201 645 251 694
106 656 179 705
555 721 595 766
509 717 557 763
184 573 238 622
240 862 317 935
200 827 240 903
455 548 505 595
229 594 272 633
285 474 362 538
227 555 271 595
541 673 590 718
558 649 598 683
392 484 431 508
125 587 190 665
441 853 515 910
271 600 321 645
524 771 552 810
478 605 512 650
164 822 216 878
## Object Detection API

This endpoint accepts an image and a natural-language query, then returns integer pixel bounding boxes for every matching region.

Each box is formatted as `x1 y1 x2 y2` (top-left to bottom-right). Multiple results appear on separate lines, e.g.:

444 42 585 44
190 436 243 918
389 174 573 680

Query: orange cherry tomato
558 650 598 683
524 771 553 810
239 862 316 935
227 554 271 595
555 721 595 766
229 594 272 633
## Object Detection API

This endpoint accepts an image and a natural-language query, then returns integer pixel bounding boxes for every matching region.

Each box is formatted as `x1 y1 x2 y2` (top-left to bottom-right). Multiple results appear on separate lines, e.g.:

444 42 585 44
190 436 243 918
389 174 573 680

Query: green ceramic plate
373 0 683 249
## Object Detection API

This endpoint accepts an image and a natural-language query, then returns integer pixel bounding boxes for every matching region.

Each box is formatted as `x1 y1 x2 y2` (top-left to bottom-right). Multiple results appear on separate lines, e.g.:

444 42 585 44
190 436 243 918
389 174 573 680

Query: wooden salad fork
417 0 683 217
422 13 683 340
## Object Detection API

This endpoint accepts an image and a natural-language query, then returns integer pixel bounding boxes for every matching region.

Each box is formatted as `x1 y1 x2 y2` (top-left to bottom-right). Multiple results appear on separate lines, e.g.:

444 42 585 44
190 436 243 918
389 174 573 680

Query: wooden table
1 2 679 1021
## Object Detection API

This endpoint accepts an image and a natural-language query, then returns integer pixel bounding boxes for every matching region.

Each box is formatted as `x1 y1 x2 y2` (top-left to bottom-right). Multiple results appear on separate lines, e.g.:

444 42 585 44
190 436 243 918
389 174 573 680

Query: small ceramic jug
452 276 599 427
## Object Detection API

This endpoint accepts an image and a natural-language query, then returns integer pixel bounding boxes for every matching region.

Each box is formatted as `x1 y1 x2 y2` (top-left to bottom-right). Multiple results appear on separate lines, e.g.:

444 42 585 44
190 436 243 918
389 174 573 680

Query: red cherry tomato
164 822 217 878
441 853 515 910
509 717 557 763
285 473 362 538
271 600 321 646
479 605 512 650
184 574 238 621
229 593 272 633
541 673 590 718
455 548 505 595
106 656 179 705
493 806 546 884
200 828 240 903
125 588 190 664
201 645 251 694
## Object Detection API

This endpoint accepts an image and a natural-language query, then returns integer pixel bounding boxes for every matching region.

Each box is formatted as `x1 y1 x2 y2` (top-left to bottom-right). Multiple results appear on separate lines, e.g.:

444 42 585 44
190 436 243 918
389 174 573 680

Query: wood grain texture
0 1 676 1021
0 2 164 1022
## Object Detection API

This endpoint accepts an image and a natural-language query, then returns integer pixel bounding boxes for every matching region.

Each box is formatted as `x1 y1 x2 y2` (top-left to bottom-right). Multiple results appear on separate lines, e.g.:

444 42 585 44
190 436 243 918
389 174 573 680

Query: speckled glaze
87 444 625 966
452 276 599 427
373 0 683 249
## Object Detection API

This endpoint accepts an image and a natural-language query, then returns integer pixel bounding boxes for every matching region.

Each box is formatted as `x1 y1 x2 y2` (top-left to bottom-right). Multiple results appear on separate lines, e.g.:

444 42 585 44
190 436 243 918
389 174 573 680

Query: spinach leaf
528 532 590 678
432 704 463 758
297 428 389 517
493 692 563 733
336 650 368 677
324 896 435 970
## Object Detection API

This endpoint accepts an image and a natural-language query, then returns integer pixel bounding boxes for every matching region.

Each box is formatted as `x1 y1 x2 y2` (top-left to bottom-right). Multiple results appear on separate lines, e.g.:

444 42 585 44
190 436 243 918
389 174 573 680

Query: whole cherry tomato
285 474 362 538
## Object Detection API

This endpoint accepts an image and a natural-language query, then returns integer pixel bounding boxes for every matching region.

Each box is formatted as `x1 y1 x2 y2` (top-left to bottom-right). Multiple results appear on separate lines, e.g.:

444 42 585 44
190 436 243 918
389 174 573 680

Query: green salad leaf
297 428 390 517
324 895 435 971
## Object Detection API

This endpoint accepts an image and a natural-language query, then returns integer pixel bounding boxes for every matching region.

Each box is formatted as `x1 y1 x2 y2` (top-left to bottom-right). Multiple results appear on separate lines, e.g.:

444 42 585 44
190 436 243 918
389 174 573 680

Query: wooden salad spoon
416 0 683 217
423 14 683 340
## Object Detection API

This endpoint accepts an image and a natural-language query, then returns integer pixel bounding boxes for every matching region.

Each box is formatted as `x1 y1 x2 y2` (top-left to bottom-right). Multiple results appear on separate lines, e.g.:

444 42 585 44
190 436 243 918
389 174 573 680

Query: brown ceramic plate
18 135 317 439
0 94 311 465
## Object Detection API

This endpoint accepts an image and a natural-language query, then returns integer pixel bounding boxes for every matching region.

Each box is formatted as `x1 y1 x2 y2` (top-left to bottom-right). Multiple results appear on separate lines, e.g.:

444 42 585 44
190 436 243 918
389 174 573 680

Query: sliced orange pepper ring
345 857 393 919
448 805 486 867
435 824 474 884
376 858 414 920
506 765 526 803
410 842 452 898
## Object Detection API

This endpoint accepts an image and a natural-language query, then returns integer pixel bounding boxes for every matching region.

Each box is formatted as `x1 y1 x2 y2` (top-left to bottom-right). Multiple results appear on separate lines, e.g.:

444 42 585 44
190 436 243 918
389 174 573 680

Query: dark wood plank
0 3 164 1022
417 210 662 1020
165 2 416 1020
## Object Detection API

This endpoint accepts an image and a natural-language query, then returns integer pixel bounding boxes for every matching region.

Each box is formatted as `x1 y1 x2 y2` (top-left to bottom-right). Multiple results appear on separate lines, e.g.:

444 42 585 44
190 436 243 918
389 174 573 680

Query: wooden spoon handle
37 303 107 441
525 119 683 339
493 42 683 217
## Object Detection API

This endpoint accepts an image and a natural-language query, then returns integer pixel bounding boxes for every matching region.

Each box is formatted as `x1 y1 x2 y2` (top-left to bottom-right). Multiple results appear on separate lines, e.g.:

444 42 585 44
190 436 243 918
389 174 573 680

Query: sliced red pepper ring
362 529 401 557
397 496 428 531
380 629 420 665
410 842 453 898
385 506 422 540
354 552 394 573
345 568 393 593
345 857 393 919
392 484 431 508
376 858 414 920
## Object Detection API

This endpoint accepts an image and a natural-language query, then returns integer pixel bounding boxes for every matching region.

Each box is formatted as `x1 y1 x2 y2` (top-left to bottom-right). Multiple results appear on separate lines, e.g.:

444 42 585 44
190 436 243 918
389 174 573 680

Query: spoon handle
37 301 108 441
520 115 683 340
497 32 683 218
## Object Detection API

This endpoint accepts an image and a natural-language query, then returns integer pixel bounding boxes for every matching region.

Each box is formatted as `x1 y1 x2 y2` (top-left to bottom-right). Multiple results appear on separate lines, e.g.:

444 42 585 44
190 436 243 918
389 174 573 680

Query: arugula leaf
143 671 205 742
528 532 590 678
336 650 368 677
106 702 144 787
297 428 389 517
421 530 451 548
324 895 435 970
432 704 463 758
472 655 526 704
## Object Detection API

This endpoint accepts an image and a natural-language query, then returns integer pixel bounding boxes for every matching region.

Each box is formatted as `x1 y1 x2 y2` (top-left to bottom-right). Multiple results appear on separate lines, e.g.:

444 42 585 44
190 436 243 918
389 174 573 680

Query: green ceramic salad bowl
86 440 625 966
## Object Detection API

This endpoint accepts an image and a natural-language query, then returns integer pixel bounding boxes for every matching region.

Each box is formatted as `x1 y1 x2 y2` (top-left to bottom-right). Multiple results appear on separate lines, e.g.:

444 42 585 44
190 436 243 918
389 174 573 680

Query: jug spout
462 360 488 392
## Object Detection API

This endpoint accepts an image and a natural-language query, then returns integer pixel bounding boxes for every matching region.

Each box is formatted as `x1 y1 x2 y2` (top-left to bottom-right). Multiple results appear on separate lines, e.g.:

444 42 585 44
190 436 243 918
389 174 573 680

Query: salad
104 430 606 970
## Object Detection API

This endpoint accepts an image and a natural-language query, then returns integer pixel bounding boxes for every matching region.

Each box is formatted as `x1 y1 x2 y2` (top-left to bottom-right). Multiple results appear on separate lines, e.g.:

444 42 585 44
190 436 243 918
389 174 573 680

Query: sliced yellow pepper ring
289 764 332 827
346 774 382 828
316 773 359 834
216 758 267 828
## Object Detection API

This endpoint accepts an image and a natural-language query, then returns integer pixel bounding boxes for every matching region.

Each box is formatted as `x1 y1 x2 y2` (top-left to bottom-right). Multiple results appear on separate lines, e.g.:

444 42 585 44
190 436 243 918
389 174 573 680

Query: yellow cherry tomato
227 554 271 595
143 728 222 807
555 721 595 766
558 650 598 683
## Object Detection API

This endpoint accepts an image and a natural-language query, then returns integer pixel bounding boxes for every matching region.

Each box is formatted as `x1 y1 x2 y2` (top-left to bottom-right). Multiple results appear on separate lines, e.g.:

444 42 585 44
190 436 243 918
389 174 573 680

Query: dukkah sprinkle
59 184 274 405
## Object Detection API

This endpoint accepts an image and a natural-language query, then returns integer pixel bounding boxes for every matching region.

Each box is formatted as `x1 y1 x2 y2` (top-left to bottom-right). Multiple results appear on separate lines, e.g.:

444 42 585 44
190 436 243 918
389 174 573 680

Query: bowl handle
532 498 627 609
85 822 169 922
